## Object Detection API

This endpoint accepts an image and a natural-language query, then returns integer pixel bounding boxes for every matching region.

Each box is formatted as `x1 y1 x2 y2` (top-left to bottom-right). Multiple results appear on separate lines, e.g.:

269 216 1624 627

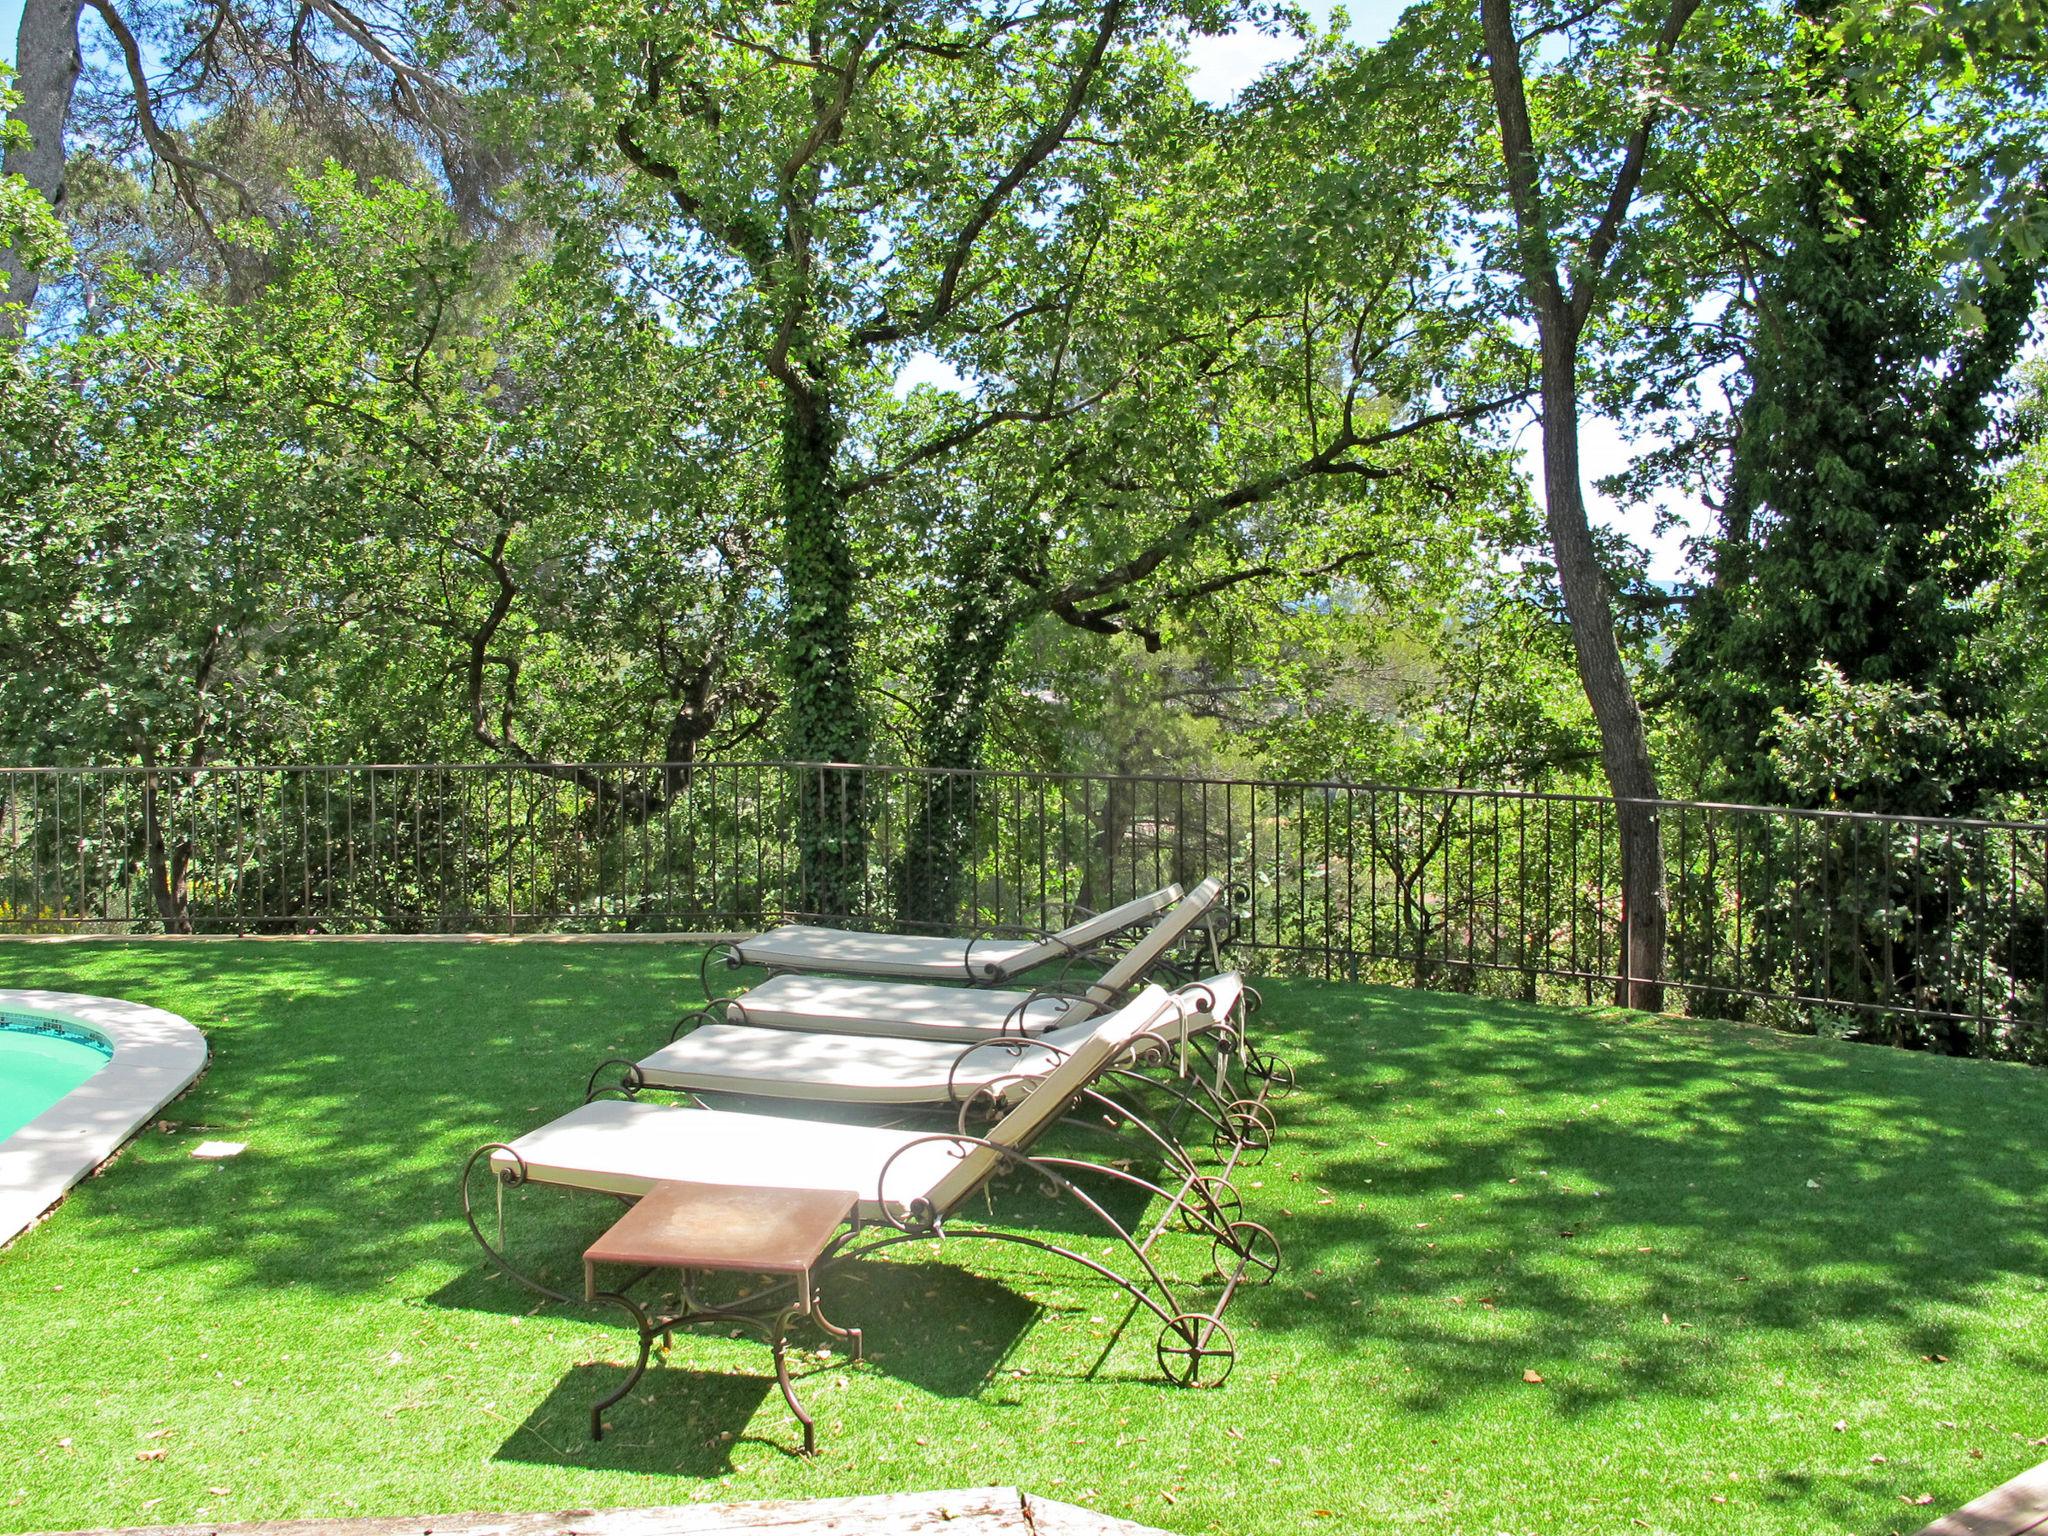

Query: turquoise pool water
0 1015 113 1142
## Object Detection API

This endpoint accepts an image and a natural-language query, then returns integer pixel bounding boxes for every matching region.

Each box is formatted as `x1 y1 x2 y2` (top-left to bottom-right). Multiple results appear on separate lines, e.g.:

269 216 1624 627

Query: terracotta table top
583 1180 855 1294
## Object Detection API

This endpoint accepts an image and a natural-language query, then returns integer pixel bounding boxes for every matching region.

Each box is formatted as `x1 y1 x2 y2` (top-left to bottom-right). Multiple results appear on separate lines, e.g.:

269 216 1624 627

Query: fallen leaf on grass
1869 1455 1887 1465
1522 1369 1545 1384
135 1450 166 1463
1902 1494 1935 1506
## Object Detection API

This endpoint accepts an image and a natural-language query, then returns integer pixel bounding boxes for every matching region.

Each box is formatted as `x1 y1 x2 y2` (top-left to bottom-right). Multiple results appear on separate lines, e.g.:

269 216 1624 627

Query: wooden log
1913 1459 2048 1536
19 1487 1173 1536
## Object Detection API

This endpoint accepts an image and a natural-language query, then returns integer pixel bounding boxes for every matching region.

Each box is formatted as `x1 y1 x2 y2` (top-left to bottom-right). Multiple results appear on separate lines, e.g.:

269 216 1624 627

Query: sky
4 0 1705 578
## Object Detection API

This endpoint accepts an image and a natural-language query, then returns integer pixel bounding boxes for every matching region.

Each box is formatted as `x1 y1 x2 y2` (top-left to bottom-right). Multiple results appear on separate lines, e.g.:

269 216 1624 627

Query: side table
582 1179 860 1454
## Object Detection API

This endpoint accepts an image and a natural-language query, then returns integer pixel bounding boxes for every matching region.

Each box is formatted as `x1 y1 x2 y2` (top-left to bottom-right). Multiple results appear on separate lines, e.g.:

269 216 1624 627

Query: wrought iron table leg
770 1307 816 1455
592 1293 655 1441
812 1289 863 1363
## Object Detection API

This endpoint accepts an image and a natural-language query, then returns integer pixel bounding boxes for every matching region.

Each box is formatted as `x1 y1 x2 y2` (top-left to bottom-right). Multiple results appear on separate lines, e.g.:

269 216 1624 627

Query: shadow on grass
493 1363 777 1474
1229 978 2048 1447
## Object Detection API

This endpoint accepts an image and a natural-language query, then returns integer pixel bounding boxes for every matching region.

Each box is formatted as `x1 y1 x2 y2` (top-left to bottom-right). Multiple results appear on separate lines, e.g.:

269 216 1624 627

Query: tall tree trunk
1535 339 1668 1008
138 766 196 934
778 378 869 918
1479 0 1684 1011
1 0 83 326
892 520 1019 926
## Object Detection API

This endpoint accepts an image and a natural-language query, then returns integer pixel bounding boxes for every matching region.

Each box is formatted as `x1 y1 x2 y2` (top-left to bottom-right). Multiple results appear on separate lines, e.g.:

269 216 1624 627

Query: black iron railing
1 761 2041 1053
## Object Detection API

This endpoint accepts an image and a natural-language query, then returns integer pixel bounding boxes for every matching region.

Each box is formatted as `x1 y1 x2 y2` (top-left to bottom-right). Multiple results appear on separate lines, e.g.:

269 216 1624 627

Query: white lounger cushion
729 878 1227 1039
491 1098 970 1221
731 975 1068 1038
637 973 1247 1105
496 989 1183 1222
728 884 1183 981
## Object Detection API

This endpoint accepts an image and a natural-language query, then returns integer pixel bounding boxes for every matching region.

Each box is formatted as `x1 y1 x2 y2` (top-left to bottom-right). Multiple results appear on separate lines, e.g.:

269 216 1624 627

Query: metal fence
1 761 2042 1055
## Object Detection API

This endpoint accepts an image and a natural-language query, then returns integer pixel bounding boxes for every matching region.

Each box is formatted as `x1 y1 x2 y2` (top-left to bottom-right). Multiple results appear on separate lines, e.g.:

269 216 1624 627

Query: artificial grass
0 942 2044 1536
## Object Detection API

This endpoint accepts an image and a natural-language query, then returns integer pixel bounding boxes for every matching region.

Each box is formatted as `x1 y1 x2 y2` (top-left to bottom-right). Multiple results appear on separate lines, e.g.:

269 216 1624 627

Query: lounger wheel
1249 1051 1296 1099
1232 1097 1278 1135
1215 1220 1281 1286
1156 1312 1236 1388
1178 1173 1243 1234
1214 1100 1273 1164
1214 1111 1271 1165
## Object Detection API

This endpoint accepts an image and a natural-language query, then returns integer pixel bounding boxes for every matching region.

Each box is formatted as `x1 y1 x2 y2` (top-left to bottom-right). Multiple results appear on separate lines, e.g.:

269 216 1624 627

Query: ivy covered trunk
138 767 196 934
778 379 869 919
892 521 1018 927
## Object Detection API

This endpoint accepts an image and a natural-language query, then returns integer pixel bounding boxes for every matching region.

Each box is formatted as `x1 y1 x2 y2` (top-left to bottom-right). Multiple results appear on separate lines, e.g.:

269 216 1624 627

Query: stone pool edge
0 989 208 1248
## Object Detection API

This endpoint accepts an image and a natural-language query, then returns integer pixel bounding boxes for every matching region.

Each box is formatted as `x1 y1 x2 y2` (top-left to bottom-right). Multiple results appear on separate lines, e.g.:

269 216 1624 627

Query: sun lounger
604 971 1272 1182
721 882 1185 982
626 972 1248 1108
706 879 1226 1041
463 986 1277 1427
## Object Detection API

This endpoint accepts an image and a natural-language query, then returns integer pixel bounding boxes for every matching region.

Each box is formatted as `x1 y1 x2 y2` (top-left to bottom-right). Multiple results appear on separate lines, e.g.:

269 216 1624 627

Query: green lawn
1 942 2044 1536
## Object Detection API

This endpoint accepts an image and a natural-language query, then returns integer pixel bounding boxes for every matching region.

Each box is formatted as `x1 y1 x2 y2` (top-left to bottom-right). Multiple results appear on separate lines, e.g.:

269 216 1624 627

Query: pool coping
0 989 208 1248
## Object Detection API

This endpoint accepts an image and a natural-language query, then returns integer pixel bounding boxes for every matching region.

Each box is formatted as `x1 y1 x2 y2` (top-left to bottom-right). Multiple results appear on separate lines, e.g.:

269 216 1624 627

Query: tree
0 263 338 924
0 169 785 923
1674 3 2043 815
2 0 490 326
1410 0 1715 1008
848 36 1531 921
496 0 1230 908
1 63 70 304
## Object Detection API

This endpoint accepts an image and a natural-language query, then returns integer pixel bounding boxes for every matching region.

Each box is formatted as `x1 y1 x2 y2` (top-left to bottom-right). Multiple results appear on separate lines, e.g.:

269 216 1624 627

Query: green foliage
1982 364 2048 802
0 167 777 783
1673 16 2041 817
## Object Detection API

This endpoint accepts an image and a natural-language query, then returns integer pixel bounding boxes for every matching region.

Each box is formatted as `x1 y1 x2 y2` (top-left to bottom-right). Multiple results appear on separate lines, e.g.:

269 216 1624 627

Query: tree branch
852 0 1126 346
84 0 257 231
1567 0 1703 330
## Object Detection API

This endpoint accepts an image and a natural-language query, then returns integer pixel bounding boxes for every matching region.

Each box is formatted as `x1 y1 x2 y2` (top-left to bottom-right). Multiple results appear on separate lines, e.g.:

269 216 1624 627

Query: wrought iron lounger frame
460 1005 1281 1436
597 977 1289 1185
584 1031 1265 1281
461 1124 1278 1424
679 882 1248 1078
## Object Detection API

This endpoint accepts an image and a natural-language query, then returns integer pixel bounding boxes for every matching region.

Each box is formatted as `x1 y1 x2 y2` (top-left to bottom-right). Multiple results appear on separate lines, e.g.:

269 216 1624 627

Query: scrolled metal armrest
584 1058 646 1103
946 1035 1069 1103
464 1140 529 1192
870 1130 1042 1232
668 1000 736 1043
1002 986 1080 1036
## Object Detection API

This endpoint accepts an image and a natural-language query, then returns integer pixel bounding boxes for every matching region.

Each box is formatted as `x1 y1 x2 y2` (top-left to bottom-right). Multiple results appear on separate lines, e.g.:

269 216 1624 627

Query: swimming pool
0 989 208 1245
0 1014 115 1142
